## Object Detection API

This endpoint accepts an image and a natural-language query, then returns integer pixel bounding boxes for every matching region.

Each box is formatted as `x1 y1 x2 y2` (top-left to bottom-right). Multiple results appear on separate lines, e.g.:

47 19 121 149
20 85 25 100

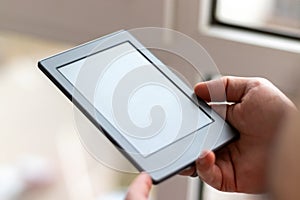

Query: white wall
1 0 299 95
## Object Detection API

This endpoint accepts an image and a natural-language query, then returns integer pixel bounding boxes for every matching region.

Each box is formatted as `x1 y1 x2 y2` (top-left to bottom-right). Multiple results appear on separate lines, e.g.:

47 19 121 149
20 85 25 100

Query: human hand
125 173 152 200
181 76 296 193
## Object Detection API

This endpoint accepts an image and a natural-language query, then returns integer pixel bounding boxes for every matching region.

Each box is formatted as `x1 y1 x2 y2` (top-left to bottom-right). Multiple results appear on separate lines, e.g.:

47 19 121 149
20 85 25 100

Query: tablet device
38 30 237 184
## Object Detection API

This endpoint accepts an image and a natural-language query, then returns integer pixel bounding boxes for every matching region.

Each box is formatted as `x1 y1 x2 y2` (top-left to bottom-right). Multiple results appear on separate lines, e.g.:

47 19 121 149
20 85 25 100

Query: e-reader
38 30 237 184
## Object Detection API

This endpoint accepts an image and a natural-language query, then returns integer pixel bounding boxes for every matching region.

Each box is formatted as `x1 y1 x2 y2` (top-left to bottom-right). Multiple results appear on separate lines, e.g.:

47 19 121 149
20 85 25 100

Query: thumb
194 76 250 127
194 76 248 103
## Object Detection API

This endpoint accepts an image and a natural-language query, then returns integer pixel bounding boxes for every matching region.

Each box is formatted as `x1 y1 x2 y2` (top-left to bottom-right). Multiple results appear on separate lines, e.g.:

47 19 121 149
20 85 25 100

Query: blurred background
0 0 299 199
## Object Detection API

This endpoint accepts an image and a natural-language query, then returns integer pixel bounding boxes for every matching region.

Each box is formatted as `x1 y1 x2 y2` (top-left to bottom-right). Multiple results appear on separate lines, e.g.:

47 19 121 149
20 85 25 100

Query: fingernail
199 150 210 159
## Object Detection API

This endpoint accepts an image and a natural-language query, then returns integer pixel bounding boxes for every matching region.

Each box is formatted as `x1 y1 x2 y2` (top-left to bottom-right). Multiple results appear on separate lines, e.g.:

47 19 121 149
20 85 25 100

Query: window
211 0 300 40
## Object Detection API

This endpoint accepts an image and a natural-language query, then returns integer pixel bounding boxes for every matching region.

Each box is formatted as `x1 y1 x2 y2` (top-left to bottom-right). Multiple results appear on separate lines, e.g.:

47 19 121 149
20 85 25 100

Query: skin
125 76 296 199
269 110 300 200
184 76 295 193
125 172 152 200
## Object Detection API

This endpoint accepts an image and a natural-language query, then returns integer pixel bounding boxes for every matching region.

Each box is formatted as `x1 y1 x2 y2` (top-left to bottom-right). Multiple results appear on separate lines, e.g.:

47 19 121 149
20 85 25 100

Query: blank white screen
58 42 212 156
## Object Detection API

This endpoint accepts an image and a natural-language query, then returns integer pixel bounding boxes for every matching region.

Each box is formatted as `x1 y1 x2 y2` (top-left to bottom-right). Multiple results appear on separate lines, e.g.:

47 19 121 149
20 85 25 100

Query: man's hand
125 173 152 200
182 76 296 193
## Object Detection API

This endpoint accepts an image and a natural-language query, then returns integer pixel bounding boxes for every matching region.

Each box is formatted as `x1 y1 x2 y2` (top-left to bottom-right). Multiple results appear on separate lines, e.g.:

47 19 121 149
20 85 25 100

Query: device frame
38 30 237 184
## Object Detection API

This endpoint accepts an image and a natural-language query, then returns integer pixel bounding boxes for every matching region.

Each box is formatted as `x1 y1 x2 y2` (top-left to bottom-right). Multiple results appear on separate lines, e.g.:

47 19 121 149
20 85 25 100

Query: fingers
195 150 222 190
125 173 152 200
180 151 224 191
179 165 197 176
194 76 249 103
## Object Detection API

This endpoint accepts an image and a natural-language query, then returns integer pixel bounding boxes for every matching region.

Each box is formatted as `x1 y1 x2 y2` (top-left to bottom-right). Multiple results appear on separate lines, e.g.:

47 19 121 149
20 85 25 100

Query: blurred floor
0 31 136 200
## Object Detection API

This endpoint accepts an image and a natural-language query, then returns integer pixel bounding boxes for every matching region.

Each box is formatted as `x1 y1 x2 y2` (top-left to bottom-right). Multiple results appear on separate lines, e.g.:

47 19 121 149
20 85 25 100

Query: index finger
125 173 152 200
